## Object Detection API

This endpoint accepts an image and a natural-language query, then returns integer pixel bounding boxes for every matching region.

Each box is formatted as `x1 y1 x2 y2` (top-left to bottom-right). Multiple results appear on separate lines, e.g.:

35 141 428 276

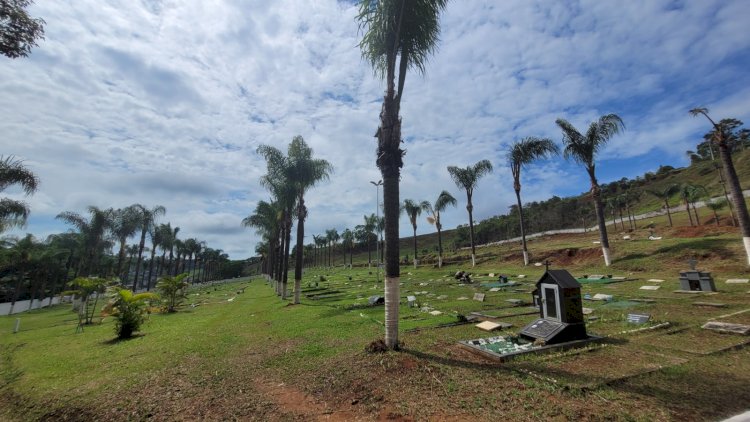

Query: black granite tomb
520 269 587 344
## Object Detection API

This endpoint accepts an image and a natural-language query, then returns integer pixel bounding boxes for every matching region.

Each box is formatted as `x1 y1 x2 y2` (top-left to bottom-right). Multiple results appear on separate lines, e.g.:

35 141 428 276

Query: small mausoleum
520 269 587 344
679 270 716 292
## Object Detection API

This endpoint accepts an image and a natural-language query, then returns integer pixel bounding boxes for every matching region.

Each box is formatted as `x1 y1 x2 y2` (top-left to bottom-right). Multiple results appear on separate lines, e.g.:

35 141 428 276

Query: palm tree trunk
514 189 529 266
467 198 476 267
412 226 418 269
684 197 695 226
282 218 292 300
591 182 611 266
692 202 700 225
382 170 400 349
712 209 720 226
146 247 157 291
133 229 147 291
437 224 444 268
718 143 750 264
294 199 305 305
116 239 127 281
664 200 674 227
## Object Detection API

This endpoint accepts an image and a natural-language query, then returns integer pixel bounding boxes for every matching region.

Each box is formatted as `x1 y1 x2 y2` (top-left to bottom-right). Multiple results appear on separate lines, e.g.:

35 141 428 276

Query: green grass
2 221 750 420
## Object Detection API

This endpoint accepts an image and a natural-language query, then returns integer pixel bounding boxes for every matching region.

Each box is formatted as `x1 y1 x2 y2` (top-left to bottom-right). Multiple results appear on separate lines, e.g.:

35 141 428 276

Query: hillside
333 149 750 266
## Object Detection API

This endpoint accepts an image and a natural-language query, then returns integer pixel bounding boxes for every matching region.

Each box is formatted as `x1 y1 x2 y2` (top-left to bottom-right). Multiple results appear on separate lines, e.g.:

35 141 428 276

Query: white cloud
2 0 749 258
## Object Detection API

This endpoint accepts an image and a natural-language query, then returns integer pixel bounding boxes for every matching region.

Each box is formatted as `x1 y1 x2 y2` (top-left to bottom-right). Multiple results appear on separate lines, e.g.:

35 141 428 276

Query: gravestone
591 293 613 301
407 295 417 307
626 313 651 324
640 285 660 290
475 321 512 331
429 310 443 316
520 269 588 344
726 279 749 284
368 295 384 306
679 258 716 292
473 293 486 302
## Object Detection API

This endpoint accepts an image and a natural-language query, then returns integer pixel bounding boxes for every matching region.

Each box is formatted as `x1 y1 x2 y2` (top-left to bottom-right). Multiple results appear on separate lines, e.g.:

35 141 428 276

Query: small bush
102 288 159 339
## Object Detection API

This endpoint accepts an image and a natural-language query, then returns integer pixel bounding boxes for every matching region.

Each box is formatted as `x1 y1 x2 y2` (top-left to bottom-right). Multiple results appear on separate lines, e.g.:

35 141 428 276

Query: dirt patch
254 378 358 421
669 224 737 238
536 247 603 266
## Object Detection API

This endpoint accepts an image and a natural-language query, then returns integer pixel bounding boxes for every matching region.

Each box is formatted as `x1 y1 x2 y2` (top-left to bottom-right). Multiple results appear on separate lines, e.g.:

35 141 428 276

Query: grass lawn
2 219 750 420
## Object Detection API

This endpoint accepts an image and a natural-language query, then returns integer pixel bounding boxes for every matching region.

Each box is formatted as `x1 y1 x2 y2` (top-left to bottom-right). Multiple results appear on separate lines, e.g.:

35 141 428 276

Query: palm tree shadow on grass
102 333 145 345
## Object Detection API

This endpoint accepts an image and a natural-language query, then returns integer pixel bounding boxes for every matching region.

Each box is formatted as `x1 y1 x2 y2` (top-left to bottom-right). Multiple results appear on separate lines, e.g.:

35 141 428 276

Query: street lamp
370 180 383 282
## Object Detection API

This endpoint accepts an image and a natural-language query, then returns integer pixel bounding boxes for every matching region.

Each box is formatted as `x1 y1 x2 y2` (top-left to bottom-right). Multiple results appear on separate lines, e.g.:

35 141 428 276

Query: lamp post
370 180 383 282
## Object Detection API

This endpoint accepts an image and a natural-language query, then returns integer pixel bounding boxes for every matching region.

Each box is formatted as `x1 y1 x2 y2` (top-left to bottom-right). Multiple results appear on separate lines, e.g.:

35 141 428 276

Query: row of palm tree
243 135 332 304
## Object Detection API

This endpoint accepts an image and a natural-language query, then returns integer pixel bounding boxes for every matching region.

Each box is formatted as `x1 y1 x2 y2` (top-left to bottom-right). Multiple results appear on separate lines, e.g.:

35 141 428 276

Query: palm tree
690 108 750 265
243 200 280 288
646 184 680 227
257 144 297 299
556 114 625 266
402 199 429 268
132 205 166 291
679 183 702 226
447 160 493 267
325 228 339 268
425 190 456 268
145 223 164 290
56 206 114 276
357 0 449 350
284 136 332 304
507 137 559 265
706 199 728 227
0 155 39 232
6 234 37 315
341 228 354 268
111 205 140 281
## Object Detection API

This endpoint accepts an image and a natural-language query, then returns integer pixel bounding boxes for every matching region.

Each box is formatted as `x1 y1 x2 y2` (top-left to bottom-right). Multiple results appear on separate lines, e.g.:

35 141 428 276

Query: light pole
370 180 383 282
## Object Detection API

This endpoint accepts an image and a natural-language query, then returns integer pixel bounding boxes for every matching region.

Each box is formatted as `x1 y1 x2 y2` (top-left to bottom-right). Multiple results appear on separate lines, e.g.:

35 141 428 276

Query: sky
2 0 750 259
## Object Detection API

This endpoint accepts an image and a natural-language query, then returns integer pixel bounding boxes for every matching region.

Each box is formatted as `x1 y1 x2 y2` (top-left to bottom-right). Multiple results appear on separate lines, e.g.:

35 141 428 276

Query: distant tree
131 205 166 290
0 155 39 232
705 199 728 227
0 0 45 59
448 160 493 267
507 137 559 265
111 206 140 281
56 206 114 276
556 114 625 266
647 184 680 227
402 199 429 268
341 228 354 267
425 190 457 268
691 108 750 265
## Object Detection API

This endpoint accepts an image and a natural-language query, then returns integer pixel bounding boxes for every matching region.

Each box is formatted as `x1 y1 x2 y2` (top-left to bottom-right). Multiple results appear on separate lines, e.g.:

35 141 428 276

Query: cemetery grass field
2 215 750 421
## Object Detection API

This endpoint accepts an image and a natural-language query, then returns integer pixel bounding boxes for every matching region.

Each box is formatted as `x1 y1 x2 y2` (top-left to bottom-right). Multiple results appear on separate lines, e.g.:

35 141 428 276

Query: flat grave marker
627 313 651 324
582 307 594 315
457 296 468 301
591 293 613 301
640 285 660 290
489 287 501 292
692 302 727 308
429 310 443 316
647 279 664 283
726 279 749 284
506 299 523 305
701 321 750 335
475 321 512 331
473 293 486 302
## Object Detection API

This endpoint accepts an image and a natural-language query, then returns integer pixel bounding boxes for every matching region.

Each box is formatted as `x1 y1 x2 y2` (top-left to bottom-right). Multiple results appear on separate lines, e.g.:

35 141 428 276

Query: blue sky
2 0 749 259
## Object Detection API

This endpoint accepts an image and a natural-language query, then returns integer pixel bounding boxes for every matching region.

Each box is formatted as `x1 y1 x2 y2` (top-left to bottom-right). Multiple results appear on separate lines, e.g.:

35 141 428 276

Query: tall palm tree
402 199 429 268
425 190 456 268
6 234 37 315
341 228 354 268
56 206 114 276
243 200 280 287
679 183 700 227
145 223 165 290
507 137 559 265
647 184 680 227
325 228 339 268
690 108 750 265
556 114 625 266
257 144 297 299
132 205 166 290
111 205 140 281
447 160 493 267
0 155 39 232
284 136 332 304
357 0 449 350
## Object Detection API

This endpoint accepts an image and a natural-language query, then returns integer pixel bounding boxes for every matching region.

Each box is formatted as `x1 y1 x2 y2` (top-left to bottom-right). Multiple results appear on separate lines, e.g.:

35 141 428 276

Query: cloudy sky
2 0 749 259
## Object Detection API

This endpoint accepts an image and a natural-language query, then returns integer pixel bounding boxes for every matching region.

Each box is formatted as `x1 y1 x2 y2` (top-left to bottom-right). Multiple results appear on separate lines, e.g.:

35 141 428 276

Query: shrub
156 273 190 312
102 288 159 339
